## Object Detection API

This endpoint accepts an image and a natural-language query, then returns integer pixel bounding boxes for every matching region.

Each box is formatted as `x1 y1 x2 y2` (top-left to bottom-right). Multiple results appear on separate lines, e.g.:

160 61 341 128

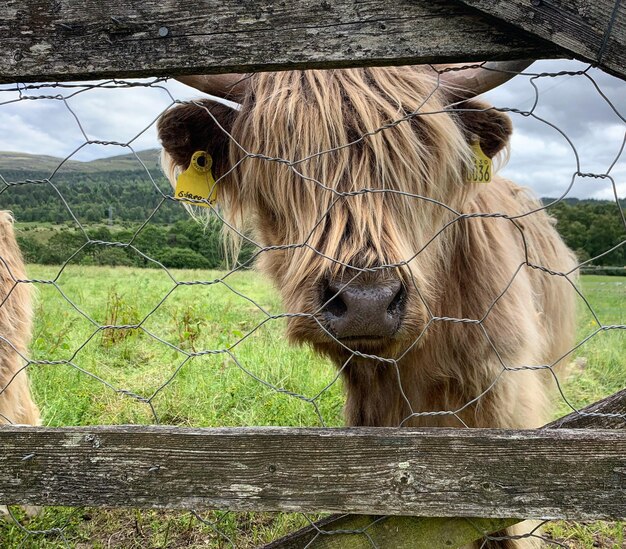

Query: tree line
0 170 187 225
0 169 623 269
16 219 256 270
547 199 624 267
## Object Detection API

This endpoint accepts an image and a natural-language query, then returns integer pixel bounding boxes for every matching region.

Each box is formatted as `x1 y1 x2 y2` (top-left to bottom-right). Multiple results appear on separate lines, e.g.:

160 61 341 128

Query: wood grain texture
458 0 626 80
0 0 561 83
1 426 625 519
263 389 626 548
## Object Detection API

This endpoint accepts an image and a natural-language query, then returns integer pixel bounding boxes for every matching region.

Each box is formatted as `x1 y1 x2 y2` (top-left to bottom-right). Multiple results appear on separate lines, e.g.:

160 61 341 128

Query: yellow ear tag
467 140 492 184
175 151 217 207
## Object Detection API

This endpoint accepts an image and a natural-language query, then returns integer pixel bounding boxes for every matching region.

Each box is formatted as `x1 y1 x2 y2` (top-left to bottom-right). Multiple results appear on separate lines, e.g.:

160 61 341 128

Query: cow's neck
341 357 407 426
339 346 479 428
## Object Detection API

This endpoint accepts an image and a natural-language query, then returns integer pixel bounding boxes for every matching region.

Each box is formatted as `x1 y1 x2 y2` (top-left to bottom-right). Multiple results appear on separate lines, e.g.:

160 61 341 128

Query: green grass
25 265 344 429
1 268 624 547
544 520 625 549
554 275 625 418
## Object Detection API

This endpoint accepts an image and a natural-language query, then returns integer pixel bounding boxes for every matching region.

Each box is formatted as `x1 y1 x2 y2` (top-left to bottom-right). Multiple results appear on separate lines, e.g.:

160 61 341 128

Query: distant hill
0 149 162 178
0 149 184 225
543 196 626 208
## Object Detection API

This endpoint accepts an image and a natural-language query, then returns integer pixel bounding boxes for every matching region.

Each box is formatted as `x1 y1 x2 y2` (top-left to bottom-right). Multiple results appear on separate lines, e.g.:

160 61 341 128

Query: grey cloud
0 92 86 156
0 80 183 161
484 59 626 200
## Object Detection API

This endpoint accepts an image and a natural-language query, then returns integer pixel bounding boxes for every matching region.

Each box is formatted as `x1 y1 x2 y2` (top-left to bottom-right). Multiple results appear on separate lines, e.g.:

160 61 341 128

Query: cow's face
158 67 511 360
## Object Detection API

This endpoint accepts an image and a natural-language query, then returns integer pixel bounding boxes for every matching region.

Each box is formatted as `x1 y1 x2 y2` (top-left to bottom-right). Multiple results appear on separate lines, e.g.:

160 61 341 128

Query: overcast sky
0 59 624 200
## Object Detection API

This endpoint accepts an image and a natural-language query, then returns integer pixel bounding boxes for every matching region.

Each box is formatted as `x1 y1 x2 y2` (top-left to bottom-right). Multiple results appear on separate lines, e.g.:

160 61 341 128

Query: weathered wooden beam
458 0 626 80
545 388 626 430
262 389 626 548
1 0 562 84
1 425 625 519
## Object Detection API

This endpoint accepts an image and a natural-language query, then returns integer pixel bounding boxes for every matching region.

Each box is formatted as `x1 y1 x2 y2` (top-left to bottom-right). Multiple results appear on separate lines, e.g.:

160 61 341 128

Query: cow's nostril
387 283 406 318
322 285 347 318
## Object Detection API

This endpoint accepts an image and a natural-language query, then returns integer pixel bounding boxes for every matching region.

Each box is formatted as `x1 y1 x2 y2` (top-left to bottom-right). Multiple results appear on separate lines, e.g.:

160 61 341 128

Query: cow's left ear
157 99 236 180
453 99 512 158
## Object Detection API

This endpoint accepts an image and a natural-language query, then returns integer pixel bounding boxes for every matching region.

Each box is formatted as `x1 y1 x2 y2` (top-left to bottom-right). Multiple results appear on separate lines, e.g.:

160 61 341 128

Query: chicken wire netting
0 61 624 548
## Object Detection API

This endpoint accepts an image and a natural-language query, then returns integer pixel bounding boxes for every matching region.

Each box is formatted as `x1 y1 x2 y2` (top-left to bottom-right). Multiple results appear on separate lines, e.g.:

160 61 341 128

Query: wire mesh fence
0 61 624 548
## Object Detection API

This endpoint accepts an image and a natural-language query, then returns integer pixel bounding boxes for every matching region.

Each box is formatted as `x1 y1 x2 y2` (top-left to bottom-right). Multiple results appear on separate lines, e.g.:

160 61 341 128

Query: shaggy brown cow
0 210 39 427
158 63 577 548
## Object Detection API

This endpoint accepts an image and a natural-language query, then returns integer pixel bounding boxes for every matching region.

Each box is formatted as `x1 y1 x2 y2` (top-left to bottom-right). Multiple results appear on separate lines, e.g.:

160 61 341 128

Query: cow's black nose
321 278 405 339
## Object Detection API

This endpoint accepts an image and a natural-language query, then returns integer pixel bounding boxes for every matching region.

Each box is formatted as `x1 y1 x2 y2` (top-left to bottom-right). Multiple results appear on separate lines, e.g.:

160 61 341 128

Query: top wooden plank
459 0 626 81
1 0 561 83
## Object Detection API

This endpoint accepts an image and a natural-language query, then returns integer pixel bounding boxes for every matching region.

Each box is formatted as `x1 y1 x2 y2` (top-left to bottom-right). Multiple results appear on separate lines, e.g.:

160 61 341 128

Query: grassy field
1 267 624 547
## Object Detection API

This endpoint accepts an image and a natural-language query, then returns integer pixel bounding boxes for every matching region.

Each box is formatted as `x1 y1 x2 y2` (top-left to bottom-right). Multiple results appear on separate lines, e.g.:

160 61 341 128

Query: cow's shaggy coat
159 66 577 548
0 211 39 427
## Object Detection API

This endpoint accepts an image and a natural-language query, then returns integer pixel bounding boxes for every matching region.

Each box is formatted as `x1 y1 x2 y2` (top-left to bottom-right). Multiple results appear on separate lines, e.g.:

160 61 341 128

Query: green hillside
0 148 183 225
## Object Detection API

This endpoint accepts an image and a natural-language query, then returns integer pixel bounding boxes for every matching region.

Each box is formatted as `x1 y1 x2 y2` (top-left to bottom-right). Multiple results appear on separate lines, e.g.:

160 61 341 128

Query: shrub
156 247 211 269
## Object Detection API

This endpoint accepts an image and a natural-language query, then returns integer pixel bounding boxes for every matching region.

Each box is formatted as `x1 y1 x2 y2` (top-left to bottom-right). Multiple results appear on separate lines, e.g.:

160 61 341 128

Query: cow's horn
175 60 532 100
435 60 534 98
176 74 249 101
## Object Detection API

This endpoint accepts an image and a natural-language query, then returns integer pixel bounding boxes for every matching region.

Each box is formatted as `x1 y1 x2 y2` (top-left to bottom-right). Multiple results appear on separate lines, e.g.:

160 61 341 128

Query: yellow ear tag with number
467 140 492 184
175 151 217 207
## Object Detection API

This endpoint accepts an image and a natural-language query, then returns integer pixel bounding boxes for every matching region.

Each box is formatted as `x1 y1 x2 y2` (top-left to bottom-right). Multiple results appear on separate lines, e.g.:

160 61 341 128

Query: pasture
0 265 623 547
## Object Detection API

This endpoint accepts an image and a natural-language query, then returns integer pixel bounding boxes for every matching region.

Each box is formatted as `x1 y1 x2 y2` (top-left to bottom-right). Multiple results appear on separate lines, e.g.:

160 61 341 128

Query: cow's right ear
157 99 236 179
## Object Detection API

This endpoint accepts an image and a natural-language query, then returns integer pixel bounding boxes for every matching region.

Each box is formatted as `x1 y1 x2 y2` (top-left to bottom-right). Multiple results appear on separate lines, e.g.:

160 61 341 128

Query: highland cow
158 63 577 548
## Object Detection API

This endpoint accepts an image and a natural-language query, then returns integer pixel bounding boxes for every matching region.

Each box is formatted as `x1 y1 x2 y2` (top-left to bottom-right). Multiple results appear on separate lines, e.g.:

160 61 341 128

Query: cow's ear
453 98 512 158
157 99 236 177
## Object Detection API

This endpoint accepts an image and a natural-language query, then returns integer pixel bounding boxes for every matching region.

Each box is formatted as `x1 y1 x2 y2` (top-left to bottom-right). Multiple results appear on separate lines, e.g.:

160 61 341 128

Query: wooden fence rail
2 0 625 84
3 389 622 549
1 422 625 519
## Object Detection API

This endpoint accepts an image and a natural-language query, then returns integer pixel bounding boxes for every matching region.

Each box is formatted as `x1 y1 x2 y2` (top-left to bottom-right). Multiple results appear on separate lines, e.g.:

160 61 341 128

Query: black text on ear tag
467 140 492 184
175 151 217 207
